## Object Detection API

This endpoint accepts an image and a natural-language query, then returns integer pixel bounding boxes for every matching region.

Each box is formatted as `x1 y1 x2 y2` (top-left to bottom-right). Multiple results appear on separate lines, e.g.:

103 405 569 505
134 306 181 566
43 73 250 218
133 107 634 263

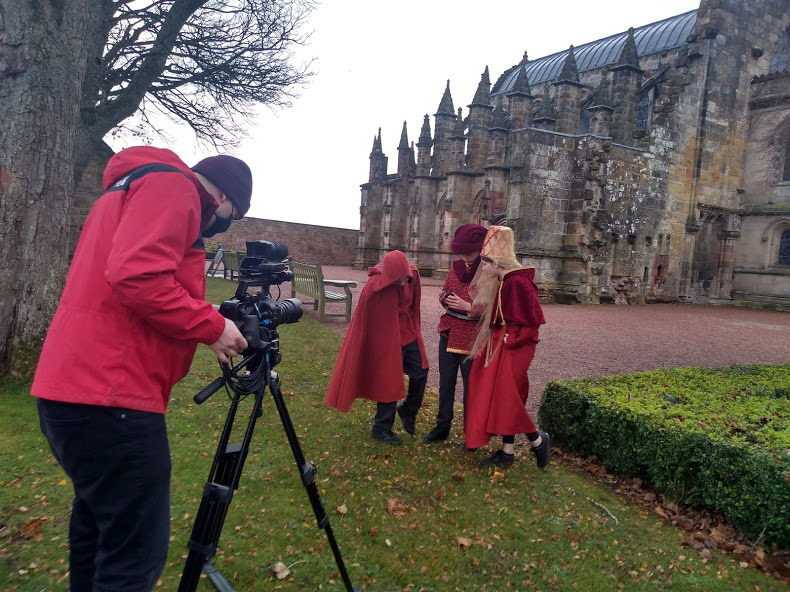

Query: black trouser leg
400 340 428 416
38 399 171 592
372 341 427 431
436 335 472 430
373 401 396 432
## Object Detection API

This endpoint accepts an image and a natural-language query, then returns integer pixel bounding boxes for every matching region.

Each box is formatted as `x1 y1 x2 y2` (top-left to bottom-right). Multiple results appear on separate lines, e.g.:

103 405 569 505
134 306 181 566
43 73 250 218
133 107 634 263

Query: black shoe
479 449 514 467
530 431 551 469
423 426 450 443
397 404 416 435
371 428 402 446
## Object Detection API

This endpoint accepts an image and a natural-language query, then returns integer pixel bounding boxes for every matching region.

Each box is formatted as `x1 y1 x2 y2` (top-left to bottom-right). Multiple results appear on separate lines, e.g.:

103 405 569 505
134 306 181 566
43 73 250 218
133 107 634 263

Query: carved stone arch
763 217 790 267
436 191 452 250
472 186 491 225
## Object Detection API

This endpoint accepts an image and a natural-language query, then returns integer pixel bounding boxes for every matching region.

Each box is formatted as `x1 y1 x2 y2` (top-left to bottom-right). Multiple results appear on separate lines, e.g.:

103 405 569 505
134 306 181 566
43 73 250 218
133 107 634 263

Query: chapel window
779 229 790 266
637 87 659 130
770 28 790 74
578 109 591 134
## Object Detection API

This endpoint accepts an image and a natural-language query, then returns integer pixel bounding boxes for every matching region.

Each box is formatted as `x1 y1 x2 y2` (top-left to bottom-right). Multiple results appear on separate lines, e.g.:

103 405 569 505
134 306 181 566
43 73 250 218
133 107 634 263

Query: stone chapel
354 0 790 307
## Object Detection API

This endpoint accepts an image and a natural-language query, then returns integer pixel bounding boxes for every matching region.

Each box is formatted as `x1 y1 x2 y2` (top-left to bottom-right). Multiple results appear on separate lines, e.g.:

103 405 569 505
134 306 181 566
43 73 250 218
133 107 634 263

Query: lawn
0 277 783 591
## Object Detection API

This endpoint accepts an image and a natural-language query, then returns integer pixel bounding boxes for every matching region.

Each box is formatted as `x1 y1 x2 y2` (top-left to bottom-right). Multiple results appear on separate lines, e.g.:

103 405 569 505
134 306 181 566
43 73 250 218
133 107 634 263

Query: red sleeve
503 324 540 349
500 274 546 328
105 173 225 344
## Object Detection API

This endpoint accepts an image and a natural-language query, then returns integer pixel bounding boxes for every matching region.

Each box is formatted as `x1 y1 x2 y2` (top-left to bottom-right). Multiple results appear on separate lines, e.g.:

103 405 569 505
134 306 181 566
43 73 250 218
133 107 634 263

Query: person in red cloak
424 223 487 443
464 225 551 468
325 250 429 445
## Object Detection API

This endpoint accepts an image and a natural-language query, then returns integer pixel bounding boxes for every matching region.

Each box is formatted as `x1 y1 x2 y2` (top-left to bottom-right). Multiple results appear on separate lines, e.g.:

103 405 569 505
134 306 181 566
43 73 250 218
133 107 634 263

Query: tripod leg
179 392 264 592
266 370 360 592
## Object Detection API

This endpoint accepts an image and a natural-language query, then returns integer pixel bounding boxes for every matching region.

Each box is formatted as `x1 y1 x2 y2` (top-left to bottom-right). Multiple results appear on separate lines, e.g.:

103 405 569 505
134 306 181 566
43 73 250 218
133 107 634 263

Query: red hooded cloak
325 251 428 412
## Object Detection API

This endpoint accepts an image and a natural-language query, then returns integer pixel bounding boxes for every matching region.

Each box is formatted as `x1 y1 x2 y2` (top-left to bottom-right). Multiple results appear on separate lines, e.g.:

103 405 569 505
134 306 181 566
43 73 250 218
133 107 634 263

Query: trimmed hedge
538 364 790 548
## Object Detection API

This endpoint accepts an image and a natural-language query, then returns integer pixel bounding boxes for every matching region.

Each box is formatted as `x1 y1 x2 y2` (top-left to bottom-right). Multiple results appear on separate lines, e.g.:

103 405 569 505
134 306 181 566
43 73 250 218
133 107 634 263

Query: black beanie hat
192 155 253 218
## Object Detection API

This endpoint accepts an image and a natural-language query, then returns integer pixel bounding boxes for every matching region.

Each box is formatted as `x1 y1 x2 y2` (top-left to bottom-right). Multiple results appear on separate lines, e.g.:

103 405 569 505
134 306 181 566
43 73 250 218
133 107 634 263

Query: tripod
178 330 360 592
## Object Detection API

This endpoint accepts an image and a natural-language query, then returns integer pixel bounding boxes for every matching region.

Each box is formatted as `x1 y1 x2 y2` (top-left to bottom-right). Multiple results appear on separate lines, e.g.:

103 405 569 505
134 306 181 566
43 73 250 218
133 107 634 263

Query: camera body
218 240 303 357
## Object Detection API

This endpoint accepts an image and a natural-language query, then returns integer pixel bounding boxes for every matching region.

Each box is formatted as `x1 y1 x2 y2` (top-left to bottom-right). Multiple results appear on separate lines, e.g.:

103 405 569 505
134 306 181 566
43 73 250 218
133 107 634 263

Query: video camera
218 240 303 358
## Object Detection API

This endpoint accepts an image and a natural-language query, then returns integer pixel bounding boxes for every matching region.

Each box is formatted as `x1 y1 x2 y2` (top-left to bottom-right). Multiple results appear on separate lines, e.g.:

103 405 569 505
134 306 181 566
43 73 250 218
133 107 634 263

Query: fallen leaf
386 497 409 518
21 517 44 539
457 537 473 548
270 562 291 580
336 504 348 515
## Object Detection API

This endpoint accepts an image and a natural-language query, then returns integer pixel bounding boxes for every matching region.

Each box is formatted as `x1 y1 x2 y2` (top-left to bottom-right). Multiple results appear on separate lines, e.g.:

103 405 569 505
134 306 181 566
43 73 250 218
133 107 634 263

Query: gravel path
289 265 790 418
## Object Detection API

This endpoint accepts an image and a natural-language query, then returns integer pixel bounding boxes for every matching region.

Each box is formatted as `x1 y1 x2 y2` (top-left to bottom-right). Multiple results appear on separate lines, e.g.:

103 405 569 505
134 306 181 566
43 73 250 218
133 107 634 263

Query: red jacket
325 250 428 412
31 146 226 414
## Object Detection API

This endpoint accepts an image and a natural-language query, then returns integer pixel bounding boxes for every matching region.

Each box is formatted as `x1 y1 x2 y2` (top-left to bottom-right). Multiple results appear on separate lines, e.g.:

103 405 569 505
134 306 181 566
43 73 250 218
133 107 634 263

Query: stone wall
204 218 358 266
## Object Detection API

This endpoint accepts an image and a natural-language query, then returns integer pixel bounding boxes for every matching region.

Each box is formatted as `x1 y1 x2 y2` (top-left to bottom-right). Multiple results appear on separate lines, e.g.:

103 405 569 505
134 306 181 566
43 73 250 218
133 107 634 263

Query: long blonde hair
467 226 522 363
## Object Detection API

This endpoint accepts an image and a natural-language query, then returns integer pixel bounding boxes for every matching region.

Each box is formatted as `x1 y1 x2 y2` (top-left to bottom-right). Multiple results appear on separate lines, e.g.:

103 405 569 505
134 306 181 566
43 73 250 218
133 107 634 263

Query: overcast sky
109 0 701 230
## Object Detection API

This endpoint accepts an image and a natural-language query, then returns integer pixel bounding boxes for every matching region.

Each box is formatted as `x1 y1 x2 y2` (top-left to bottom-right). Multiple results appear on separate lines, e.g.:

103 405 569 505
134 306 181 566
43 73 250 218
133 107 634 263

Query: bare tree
0 0 313 376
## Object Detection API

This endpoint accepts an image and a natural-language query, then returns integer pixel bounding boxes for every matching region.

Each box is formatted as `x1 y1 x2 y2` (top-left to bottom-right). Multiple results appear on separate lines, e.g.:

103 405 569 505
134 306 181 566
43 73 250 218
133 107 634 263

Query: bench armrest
323 280 357 288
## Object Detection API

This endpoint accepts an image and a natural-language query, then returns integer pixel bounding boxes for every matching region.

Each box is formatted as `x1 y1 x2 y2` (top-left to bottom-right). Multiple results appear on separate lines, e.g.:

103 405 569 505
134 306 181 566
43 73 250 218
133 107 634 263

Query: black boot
530 431 551 469
479 449 514 467
371 428 402 446
423 425 450 443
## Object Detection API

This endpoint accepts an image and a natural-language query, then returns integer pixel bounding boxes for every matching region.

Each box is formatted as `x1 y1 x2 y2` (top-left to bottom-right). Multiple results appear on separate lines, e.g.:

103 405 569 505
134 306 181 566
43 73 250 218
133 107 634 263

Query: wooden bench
288 259 357 322
222 251 240 280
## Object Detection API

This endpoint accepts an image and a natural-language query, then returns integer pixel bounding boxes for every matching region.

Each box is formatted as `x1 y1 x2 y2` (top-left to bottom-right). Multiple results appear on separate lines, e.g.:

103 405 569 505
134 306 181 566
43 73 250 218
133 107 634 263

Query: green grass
0 277 783 591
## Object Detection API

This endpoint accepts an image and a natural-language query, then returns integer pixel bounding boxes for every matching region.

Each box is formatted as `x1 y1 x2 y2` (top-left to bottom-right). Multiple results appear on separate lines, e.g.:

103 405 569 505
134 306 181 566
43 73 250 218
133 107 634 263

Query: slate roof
492 10 697 95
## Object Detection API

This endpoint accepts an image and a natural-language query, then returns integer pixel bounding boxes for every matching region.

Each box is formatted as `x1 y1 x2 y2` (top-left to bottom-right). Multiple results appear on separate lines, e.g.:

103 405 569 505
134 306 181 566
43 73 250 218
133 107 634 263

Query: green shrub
538 364 790 548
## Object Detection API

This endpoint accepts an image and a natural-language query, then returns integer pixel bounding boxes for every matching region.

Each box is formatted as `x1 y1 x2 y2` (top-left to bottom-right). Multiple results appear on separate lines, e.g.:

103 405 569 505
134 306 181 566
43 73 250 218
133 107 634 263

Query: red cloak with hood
325 250 428 412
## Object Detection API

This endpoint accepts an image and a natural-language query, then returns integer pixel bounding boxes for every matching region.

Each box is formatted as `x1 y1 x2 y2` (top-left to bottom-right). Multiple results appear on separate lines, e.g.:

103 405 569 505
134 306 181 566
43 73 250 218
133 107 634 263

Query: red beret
450 223 487 254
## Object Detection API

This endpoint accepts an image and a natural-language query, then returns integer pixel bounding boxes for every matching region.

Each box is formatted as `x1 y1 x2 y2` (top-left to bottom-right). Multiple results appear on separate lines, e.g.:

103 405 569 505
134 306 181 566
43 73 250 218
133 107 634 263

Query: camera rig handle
194 377 225 405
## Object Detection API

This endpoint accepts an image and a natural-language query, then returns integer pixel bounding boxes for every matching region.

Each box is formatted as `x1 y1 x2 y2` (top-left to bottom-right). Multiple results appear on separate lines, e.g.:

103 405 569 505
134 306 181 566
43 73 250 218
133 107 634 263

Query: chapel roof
492 10 697 95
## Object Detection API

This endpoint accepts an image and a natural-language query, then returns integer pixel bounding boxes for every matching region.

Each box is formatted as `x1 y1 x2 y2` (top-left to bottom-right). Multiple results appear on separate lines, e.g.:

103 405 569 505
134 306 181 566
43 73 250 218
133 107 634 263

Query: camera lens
274 298 303 325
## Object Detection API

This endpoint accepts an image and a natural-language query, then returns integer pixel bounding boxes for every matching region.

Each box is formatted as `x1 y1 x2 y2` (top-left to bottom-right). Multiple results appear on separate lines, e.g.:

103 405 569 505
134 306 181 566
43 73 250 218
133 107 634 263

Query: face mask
202 214 233 238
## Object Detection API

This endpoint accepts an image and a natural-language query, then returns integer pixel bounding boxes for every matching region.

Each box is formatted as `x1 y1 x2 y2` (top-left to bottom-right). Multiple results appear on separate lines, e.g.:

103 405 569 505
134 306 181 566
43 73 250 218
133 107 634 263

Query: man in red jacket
31 146 251 592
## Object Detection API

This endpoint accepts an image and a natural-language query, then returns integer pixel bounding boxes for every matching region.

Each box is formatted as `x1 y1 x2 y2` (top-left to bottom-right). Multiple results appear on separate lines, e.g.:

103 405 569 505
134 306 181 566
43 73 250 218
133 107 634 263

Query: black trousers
373 340 428 431
435 334 472 430
37 398 171 592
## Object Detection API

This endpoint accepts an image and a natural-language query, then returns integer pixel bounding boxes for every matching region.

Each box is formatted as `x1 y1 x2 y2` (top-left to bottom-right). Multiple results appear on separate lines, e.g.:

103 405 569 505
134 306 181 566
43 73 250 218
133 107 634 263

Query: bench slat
288 259 357 322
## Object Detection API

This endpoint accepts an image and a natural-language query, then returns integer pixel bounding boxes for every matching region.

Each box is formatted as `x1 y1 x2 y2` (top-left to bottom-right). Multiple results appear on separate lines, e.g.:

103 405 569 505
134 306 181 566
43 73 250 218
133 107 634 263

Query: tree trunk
0 1 106 376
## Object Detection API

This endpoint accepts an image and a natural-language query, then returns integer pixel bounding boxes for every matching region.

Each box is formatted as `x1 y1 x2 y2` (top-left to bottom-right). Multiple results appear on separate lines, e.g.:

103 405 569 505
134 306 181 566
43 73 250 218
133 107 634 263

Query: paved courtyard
290 265 790 418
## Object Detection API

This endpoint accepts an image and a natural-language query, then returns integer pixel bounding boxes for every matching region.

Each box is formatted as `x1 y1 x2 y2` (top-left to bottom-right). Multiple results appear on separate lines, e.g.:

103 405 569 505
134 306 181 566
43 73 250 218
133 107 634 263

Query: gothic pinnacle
398 121 409 150
437 80 455 115
452 108 465 137
471 66 491 105
371 128 382 153
508 63 532 96
559 45 580 83
418 114 432 146
618 27 641 69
